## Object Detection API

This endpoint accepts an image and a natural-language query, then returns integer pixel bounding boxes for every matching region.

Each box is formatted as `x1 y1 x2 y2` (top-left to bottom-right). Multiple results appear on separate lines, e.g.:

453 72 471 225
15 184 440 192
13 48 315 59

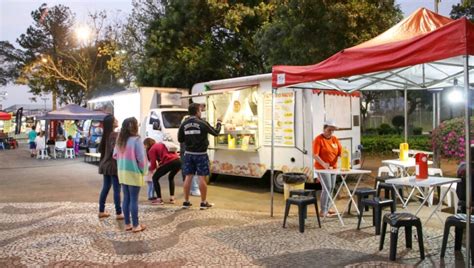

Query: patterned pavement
0 202 469 267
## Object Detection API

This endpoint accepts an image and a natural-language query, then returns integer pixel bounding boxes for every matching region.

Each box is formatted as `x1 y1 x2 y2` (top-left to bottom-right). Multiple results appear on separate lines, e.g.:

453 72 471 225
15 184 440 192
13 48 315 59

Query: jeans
152 159 181 198
320 173 337 213
191 175 200 194
122 184 141 227
99 175 121 214
147 181 155 199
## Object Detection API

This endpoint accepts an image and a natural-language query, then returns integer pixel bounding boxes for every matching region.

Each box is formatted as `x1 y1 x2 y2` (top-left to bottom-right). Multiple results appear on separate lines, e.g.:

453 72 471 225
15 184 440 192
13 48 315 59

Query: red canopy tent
0 111 12 120
270 8 474 264
272 8 474 89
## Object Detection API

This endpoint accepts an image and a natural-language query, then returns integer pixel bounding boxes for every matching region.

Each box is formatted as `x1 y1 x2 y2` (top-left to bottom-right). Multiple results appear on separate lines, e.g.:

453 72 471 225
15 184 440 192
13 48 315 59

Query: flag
15 107 23 134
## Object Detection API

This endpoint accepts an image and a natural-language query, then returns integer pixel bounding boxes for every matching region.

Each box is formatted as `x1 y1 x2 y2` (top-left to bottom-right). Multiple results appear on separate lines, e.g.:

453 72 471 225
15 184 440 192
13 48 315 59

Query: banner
15 107 23 134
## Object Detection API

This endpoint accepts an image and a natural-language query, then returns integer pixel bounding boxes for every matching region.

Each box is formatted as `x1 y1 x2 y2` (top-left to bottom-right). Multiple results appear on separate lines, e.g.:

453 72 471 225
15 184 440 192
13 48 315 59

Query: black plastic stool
357 197 395 235
348 187 377 214
283 195 321 233
380 212 425 261
290 189 318 221
377 182 403 206
440 214 474 266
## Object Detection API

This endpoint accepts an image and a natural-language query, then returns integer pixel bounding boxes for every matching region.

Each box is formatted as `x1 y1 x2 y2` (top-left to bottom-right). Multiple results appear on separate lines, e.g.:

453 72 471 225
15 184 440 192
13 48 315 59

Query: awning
0 111 12 120
272 8 474 91
36 104 108 120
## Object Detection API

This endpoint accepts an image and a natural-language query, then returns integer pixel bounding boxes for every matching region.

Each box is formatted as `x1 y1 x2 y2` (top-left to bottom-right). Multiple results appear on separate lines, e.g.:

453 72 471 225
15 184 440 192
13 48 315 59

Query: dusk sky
0 0 462 109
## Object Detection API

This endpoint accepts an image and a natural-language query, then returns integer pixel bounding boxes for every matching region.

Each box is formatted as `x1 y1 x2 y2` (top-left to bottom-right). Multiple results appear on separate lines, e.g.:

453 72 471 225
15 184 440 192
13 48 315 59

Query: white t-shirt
35 136 46 150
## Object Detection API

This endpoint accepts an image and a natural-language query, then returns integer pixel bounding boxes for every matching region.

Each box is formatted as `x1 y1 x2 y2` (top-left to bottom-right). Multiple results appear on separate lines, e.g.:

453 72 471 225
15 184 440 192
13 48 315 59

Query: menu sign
263 91 295 147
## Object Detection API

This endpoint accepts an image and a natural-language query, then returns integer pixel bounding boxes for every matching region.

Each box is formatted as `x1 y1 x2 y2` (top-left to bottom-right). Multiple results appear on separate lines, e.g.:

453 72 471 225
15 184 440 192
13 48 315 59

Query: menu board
263 91 295 147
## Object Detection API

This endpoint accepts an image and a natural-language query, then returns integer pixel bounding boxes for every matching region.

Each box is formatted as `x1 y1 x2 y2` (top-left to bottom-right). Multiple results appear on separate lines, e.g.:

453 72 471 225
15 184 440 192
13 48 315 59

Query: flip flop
132 224 146 233
116 214 124 220
169 198 176 204
125 225 133 231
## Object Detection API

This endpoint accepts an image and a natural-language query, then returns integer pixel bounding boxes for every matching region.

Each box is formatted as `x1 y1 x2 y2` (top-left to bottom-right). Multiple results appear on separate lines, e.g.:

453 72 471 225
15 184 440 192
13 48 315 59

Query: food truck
191 73 362 192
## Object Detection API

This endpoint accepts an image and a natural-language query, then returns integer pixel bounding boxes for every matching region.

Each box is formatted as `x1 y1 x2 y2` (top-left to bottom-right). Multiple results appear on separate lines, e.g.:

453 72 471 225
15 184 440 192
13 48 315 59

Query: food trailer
191 73 362 192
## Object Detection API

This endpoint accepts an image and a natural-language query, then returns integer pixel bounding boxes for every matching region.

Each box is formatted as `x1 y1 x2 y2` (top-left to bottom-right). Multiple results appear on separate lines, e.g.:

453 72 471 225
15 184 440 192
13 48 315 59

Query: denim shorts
183 153 210 176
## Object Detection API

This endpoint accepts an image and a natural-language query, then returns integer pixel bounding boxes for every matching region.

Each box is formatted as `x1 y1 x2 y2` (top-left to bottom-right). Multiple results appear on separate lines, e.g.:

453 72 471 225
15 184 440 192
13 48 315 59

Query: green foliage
413 127 423 135
362 135 431 154
255 0 402 69
137 0 273 88
378 123 396 135
136 0 402 88
450 2 474 22
391 115 404 128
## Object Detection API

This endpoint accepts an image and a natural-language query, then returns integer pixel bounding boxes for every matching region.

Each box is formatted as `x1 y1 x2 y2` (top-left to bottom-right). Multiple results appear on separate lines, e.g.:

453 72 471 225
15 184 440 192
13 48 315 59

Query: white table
385 176 461 225
314 169 372 226
381 158 434 207
392 149 433 156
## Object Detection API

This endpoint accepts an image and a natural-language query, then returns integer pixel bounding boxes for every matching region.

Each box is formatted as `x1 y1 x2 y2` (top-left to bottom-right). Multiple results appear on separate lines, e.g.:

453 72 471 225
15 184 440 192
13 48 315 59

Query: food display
209 87 259 151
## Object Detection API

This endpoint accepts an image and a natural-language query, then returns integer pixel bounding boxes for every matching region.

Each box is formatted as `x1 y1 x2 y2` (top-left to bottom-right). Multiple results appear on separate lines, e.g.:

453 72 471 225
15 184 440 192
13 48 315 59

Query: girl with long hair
113 117 147 232
98 115 123 219
144 138 181 205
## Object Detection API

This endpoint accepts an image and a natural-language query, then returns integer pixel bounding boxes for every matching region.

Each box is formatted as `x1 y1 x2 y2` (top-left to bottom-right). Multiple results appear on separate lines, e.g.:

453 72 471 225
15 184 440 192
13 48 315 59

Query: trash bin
283 172 307 200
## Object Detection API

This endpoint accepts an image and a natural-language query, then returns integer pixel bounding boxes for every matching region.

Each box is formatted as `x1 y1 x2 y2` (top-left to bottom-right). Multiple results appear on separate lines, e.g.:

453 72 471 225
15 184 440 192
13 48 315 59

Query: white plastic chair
429 168 458 212
65 148 75 159
37 149 49 159
55 141 66 159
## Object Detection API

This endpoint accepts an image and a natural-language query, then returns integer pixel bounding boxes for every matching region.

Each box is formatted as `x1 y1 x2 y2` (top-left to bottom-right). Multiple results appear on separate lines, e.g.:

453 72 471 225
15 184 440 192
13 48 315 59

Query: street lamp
118 78 125 84
75 26 91 44
40 97 49 111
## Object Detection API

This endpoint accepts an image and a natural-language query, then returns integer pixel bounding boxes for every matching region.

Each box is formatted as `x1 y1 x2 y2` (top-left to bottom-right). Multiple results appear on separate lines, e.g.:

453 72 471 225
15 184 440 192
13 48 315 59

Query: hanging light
448 78 464 104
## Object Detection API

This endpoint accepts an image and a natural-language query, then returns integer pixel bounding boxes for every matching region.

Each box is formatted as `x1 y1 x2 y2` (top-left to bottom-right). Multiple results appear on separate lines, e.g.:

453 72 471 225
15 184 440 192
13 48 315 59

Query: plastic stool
440 214 474 266
348 187 377 214
37 149 48 159
65 148 75 159
283 195 321 232
380 212 425 261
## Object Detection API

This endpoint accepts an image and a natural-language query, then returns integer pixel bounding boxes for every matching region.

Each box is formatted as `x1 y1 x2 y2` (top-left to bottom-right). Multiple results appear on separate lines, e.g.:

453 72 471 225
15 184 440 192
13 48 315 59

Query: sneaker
200 202 214 210
182 201 192 209
190 191 201 197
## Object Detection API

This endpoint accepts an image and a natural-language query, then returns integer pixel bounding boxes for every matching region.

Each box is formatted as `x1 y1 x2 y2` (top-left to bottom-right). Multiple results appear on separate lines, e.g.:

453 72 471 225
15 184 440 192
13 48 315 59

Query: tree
450 1 474 21
360 91 383 132
255 0 403 69
136 0 273 88
1 4 122 106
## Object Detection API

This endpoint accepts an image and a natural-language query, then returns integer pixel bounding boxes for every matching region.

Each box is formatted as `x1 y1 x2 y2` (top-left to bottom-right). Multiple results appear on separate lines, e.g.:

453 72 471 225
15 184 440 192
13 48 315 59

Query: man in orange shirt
313 120 342 217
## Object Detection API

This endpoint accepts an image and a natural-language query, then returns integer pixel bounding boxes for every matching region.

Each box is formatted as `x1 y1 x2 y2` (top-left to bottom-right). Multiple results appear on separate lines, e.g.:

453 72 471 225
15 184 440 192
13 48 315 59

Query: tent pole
463 55 471 268
433 94 436 130
437 93 441 126
271 87 276 217
404 88 408 143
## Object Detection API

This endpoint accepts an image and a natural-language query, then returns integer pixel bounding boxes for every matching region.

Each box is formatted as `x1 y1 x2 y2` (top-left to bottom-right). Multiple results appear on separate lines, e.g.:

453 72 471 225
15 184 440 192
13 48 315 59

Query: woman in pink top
144 138 181 205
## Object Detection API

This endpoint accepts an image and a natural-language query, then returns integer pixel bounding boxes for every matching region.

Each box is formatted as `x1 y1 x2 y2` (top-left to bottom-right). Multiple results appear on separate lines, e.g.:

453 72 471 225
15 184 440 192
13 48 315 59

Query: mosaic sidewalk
0 202 468 267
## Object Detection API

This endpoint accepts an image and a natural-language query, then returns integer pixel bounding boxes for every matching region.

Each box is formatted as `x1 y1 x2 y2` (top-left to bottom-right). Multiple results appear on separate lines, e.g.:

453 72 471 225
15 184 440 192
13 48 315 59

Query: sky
0 0 462 110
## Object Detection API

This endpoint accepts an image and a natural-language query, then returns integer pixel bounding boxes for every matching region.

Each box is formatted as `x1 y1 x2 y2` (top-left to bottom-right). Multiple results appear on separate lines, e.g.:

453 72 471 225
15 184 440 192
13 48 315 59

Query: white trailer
88 87 189 143
191 73 362 192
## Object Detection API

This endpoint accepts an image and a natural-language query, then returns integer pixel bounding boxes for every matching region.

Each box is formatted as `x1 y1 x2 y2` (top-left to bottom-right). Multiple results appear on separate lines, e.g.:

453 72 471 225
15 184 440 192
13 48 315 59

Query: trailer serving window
208 86 259 151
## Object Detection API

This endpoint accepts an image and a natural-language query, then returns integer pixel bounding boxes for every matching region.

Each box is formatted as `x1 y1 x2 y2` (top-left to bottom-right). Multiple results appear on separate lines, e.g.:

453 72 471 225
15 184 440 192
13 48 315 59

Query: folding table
314 169 372 226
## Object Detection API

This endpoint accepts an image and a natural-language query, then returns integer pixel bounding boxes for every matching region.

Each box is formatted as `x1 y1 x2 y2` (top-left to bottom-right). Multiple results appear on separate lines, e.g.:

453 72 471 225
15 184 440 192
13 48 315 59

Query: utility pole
434 0 440 13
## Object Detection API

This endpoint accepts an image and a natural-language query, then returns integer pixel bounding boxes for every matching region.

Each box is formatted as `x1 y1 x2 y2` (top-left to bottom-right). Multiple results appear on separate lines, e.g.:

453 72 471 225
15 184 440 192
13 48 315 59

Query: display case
208 87 259 151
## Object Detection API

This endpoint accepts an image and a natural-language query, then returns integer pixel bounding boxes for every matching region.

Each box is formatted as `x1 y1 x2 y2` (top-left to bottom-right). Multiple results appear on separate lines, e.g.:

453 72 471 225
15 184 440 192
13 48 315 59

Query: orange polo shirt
313 134 342 169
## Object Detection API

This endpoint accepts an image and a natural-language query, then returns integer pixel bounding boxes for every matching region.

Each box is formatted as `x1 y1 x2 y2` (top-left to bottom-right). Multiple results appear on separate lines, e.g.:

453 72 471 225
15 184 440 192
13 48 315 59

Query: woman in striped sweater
113 117 147 232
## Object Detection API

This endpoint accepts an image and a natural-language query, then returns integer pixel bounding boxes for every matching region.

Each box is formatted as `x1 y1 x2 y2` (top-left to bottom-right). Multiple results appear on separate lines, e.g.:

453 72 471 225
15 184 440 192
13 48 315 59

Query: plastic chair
37 149 49 159
65 148 75 159
378 166 395 177
55 141 67 159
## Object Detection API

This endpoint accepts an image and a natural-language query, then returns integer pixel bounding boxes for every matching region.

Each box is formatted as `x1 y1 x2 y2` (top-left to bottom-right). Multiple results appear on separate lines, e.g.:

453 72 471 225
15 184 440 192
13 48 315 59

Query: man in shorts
178 103 221 209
